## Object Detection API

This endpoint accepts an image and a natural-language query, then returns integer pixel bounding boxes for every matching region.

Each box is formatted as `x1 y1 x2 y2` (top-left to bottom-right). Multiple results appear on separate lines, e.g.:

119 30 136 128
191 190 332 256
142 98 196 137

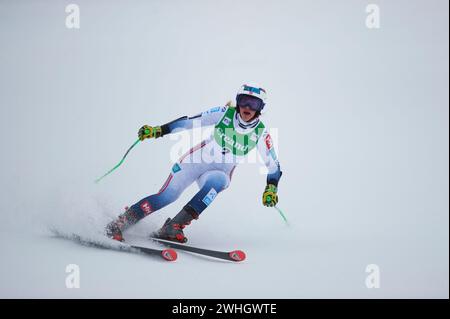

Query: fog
0 0 448 298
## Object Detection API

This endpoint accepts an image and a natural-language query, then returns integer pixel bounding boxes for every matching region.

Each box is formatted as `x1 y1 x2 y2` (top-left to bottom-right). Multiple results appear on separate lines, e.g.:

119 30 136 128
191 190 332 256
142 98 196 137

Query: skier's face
239 106 257 122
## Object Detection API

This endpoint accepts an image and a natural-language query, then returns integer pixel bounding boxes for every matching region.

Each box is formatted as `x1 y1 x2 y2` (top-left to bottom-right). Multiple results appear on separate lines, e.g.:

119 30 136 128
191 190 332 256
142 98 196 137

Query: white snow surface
0 0 448 298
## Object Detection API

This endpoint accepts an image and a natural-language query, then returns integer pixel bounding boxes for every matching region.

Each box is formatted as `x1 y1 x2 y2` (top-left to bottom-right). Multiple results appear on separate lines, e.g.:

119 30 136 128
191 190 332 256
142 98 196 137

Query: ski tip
229 250 246 262
161 249 177 261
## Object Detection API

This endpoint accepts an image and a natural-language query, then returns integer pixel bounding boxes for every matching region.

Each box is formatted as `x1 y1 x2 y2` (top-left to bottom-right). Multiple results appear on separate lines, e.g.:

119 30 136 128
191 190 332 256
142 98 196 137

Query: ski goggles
237 94 264 111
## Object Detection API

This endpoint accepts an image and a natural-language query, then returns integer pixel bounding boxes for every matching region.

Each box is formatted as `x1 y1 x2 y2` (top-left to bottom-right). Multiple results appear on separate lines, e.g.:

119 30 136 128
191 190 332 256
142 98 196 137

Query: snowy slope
0 0 448 298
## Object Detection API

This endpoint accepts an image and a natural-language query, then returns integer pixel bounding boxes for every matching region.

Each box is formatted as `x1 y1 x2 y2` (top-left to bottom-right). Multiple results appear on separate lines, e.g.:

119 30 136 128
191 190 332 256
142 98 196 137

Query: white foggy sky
0 0 448 298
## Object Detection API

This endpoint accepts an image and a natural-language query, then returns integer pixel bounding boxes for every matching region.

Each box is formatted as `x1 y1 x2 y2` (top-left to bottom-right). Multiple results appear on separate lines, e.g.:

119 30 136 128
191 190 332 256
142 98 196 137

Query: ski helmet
236 84 267 113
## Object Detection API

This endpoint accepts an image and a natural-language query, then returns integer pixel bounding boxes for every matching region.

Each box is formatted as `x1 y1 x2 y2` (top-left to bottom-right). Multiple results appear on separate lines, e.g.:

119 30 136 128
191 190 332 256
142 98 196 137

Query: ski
129 244 177 261
51 230 177 261
150 237 246 262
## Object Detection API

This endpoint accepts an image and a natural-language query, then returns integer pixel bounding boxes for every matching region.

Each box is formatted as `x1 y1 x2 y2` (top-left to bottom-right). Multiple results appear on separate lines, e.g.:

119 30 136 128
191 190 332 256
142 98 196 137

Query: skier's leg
186 169 230 215
106 163 202 240
157 170 231 242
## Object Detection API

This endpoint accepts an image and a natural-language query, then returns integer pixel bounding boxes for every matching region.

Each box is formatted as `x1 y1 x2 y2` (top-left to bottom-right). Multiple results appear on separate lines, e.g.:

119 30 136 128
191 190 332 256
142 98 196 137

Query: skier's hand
138 125 162 141
262 184 278 207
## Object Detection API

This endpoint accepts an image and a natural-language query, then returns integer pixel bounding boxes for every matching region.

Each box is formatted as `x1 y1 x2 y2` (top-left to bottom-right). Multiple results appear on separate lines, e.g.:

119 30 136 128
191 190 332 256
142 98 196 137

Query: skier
106 84 282 243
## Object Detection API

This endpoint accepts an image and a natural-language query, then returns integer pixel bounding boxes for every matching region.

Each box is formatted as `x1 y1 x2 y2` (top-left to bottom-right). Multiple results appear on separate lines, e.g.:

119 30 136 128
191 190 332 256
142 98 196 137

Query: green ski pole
95 138 141 184
274 206 289 226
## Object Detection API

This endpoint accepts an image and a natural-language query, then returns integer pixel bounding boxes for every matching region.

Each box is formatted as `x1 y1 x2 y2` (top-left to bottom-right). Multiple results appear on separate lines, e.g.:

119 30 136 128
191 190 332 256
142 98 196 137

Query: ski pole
274 206 289 226
95 138 141 183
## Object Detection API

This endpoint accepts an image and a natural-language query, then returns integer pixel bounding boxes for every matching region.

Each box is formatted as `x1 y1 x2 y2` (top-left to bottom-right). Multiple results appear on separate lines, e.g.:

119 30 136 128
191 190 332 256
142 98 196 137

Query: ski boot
105 206 140 242
105 221 124 242
156 206 199 243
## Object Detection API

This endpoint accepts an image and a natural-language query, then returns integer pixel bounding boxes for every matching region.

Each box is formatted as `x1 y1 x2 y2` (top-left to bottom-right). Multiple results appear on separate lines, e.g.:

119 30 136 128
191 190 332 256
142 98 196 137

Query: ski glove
262 184 278 207
138 125 162 141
